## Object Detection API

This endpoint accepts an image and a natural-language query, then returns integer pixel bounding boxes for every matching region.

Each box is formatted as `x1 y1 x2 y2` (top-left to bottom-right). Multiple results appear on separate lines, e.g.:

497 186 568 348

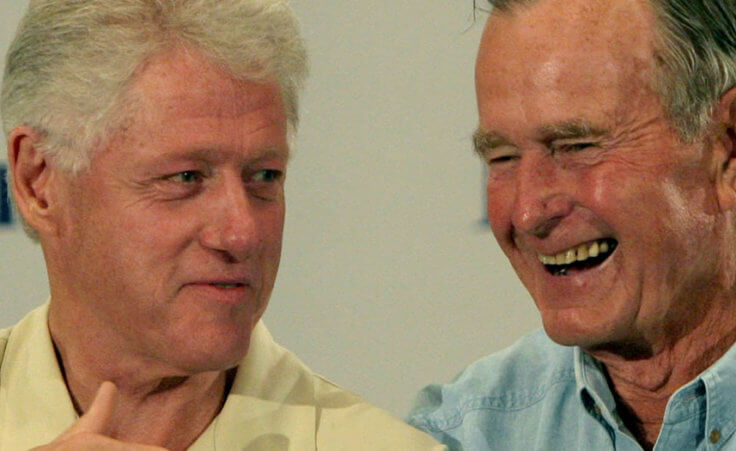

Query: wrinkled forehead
127 47 283 120
481 0 658 63
477 0 660 99
475 0 664 138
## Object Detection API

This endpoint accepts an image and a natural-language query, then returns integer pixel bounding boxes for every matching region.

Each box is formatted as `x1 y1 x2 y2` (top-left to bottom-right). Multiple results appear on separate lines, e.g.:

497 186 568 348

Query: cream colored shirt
0 305 444 450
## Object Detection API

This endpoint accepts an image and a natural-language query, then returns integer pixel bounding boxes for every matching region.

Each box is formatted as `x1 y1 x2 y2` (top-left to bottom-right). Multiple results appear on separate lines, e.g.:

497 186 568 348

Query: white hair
1 0 308 239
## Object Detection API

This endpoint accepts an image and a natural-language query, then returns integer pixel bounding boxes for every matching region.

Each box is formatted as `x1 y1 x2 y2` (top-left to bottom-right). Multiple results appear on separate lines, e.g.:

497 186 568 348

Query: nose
198 178 261 262
510 152 573 239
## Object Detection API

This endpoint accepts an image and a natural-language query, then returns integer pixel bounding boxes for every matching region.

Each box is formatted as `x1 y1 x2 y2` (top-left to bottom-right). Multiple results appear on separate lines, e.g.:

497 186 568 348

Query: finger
64 381 118 436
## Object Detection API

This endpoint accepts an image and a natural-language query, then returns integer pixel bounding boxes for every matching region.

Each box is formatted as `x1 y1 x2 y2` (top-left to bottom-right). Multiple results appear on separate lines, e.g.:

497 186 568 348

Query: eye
488 155 519 165
484 148 520 166
252 169 283 183
247 169 284 202
169 170 203 183
553 142 598 153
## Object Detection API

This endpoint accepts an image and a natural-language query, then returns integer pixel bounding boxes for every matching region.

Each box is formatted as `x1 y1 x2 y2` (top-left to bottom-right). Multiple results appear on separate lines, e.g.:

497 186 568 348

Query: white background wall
0 0 540 417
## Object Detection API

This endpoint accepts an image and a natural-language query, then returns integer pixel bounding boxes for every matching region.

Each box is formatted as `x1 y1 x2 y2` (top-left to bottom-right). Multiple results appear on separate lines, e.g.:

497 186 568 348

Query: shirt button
710 428 721 444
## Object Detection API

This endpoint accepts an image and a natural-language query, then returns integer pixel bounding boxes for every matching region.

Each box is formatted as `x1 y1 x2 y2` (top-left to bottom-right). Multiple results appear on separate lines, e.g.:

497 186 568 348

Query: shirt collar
190 321 318 449
0 303 79 449
0 305 319 450
574 337 736 445
697 336 736 444
573 346 621 428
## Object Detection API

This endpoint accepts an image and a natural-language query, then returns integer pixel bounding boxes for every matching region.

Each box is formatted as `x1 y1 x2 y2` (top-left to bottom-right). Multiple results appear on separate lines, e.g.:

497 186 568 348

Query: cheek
257 206 286 255
486 179 515 242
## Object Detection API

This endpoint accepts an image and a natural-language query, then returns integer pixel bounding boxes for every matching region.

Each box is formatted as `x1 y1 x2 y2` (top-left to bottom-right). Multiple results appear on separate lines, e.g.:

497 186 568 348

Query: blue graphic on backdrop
1 164 13 225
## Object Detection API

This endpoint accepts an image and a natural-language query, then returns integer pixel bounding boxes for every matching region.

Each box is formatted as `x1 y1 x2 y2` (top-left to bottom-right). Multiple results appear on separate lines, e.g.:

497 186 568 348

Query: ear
7 127 62 236
714 87 736 211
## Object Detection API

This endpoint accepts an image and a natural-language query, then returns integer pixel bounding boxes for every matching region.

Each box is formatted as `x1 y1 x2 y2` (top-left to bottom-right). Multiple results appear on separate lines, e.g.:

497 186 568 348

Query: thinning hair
1 0 307 239
482 0 736 141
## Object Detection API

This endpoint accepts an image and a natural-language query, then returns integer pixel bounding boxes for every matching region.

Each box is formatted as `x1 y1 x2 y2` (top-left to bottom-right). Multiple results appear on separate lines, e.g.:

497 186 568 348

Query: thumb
64 381 118 436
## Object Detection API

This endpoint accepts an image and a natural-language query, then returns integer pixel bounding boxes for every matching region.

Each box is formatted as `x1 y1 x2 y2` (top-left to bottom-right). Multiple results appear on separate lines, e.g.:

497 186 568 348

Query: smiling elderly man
0 1 443 449
409 0 736 449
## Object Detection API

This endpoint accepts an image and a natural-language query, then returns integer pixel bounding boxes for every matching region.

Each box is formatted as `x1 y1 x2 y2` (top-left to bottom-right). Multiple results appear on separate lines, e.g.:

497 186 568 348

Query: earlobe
8 127 60 236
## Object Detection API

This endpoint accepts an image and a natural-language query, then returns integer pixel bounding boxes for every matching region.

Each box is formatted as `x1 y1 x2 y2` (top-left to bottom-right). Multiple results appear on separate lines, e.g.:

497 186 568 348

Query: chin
163 327 253 374
172 344 250 374
541 313 650 359
540 311 612 348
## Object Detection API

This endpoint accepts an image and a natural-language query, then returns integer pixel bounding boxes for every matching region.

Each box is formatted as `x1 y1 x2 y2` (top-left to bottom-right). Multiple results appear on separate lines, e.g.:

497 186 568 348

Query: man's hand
32 382 168 450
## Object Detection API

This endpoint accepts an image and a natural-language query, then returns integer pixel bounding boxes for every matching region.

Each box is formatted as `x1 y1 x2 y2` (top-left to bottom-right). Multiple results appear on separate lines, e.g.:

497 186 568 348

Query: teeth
537 240 614 266
589 241 599 258
576 244 588 261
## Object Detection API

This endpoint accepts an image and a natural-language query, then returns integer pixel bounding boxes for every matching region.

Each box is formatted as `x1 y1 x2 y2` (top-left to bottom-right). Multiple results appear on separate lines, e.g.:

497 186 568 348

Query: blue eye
253 169 282 182
171 171 203 183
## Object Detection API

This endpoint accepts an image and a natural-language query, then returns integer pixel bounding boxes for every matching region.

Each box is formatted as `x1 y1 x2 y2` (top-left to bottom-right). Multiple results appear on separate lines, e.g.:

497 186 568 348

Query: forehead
482 0 657 56
98 47 289 163
476 0 661 134
126 47 286 133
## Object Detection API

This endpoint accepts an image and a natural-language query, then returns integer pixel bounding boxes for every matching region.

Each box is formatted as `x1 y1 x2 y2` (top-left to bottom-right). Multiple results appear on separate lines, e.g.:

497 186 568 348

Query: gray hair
482 0 736 141
1 0 307 239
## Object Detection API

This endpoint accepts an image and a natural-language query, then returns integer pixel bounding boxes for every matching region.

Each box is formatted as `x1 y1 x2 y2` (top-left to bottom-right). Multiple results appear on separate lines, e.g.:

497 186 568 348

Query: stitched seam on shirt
703 381 736 446
416 369 575 432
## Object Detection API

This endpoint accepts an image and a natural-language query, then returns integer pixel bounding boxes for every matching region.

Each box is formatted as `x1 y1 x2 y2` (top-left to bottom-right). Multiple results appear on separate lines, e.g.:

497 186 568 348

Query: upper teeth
537 240 611 265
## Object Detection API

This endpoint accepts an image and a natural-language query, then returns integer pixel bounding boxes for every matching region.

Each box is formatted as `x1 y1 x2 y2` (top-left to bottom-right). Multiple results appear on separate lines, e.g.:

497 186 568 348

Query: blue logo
0 164 13 225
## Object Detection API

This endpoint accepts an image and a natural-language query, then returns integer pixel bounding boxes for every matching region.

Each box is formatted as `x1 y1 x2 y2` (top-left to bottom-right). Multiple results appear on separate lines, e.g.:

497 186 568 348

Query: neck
589 301 736 449
48 303 231 450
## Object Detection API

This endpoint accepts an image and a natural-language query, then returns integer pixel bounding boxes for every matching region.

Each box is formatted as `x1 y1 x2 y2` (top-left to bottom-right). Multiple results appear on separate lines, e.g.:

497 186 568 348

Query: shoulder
310 373 445 449
0 305 47 368
229 324 444 449
408 329 579 443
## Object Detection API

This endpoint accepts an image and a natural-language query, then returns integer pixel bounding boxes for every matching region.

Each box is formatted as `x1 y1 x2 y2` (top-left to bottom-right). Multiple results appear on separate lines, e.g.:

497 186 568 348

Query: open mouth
537 239 618 276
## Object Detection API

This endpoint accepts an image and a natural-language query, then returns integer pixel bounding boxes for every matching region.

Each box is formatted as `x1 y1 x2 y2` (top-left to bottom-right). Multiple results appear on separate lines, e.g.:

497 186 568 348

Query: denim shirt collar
573 338 736 445
574 347 623 430
698 337 736 444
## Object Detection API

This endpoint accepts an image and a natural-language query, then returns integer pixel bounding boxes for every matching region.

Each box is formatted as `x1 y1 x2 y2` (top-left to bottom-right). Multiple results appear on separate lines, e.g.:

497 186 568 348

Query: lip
182 279 253 304
533 237 613 257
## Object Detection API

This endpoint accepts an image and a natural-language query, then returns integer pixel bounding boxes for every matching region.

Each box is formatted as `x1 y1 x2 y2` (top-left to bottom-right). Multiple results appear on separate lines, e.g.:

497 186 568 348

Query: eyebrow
472 129 511 157
537 120 608 144
165 145 289 161
473 119 608 156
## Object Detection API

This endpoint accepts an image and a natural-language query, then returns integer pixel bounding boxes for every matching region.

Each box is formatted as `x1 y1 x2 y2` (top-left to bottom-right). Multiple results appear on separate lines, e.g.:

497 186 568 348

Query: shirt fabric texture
0 304 444 450
407 329 736 450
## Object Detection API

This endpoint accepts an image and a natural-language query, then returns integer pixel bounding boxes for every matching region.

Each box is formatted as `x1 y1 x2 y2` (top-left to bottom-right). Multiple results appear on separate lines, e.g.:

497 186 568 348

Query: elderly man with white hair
410 0 736 449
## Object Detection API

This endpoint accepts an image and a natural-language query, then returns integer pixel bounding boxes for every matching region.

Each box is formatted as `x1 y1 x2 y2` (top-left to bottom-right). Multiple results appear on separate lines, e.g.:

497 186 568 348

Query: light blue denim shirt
408 329 736 450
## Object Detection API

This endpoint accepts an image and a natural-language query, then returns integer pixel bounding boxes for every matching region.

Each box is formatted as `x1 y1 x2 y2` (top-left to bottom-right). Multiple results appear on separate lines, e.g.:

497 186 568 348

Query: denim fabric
408 329 736 450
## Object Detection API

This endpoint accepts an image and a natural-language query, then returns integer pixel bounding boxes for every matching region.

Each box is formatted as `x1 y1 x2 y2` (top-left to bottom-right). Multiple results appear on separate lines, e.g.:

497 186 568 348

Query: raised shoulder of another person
408 330 591 448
